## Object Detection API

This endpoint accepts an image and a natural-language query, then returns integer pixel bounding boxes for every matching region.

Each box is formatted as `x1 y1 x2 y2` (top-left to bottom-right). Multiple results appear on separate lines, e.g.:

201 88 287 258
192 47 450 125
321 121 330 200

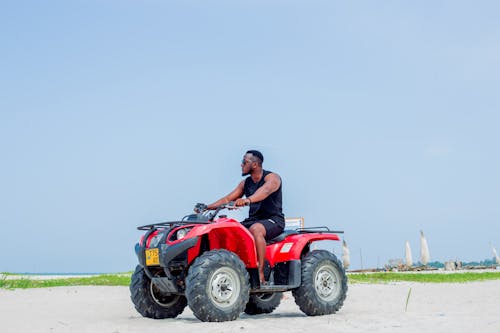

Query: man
206 150 285 284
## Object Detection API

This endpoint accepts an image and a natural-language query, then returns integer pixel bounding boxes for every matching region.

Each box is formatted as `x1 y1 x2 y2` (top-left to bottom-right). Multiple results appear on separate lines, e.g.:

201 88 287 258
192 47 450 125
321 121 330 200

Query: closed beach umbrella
405 240 413 267
342 239 350 269
493 247 500 266
420 230 430 266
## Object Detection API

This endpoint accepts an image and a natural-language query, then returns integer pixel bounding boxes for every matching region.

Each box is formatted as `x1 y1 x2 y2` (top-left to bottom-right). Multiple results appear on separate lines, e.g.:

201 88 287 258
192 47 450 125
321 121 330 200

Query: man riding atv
130 150 347 322
206 150 284 284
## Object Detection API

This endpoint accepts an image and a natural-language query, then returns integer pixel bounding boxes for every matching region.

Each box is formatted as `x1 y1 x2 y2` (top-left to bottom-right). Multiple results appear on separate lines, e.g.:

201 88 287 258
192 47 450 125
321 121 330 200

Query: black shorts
241 218 284 241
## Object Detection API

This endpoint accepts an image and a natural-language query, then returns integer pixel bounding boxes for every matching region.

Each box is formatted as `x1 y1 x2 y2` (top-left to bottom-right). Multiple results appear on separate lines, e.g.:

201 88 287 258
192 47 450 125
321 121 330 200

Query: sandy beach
1 280 499 333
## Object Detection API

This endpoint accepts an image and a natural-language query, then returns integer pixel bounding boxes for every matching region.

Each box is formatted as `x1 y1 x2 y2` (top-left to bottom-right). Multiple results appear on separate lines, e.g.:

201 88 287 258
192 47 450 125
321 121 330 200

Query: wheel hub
209 267 240 308
315 265 340 301
150 282 180 307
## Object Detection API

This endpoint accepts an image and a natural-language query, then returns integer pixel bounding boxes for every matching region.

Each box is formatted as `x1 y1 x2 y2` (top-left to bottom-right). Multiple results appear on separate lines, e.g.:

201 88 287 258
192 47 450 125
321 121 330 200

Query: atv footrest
251 284 291 293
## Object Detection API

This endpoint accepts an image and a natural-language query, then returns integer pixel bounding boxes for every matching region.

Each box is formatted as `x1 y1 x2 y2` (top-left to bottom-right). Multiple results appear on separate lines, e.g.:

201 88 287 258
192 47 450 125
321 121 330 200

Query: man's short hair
246 150 264 165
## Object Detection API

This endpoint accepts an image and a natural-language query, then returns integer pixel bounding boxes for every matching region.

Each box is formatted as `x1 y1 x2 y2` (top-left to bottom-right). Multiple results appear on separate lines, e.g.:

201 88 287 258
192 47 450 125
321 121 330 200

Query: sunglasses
241 159 254 165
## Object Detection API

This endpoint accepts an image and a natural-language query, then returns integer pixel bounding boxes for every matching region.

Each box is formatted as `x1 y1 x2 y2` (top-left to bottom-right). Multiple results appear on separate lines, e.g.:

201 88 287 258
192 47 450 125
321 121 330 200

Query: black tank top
243 170 285 227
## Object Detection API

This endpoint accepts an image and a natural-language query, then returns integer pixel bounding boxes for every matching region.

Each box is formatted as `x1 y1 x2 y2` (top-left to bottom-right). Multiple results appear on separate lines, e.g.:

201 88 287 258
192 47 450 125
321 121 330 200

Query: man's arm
206 181 245 210
235 173 281 206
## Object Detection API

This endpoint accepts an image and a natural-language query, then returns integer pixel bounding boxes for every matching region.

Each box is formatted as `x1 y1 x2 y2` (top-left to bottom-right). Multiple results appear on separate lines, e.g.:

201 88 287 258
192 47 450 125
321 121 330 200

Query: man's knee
249 223 266 238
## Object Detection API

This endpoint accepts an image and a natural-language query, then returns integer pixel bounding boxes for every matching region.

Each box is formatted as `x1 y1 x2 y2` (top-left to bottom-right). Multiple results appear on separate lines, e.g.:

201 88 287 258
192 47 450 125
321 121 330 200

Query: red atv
130 203 347 322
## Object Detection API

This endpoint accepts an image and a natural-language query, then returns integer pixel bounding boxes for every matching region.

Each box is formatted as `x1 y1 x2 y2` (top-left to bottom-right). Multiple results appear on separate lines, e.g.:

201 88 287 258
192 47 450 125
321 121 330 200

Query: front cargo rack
137 220 211 231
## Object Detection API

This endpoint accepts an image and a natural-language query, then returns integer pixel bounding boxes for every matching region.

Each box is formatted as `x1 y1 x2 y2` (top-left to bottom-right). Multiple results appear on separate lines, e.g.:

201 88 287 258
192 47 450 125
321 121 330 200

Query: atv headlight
176 228 191 240
149 234 163 248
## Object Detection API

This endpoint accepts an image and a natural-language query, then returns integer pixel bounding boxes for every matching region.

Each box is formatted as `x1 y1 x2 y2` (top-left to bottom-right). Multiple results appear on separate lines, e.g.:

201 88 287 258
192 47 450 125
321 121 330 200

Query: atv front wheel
130 265 187 319
292 250 347 316
244 292 282 315
185 249 250 322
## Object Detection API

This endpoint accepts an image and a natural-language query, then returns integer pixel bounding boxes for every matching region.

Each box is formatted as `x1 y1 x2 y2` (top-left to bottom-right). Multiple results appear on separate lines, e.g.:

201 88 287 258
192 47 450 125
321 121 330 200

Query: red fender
265 233 340 266
184 218 258 268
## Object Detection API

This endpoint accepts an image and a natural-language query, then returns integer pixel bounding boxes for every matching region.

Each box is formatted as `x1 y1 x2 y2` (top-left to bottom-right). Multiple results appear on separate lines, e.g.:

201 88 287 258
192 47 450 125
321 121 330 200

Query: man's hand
235 198 251 207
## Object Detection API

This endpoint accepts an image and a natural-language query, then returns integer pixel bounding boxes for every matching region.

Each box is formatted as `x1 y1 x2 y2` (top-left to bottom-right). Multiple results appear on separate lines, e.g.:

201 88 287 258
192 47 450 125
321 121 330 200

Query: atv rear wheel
186 249 250 322
130 265 187 319
292 250 347 316
244 292 282 315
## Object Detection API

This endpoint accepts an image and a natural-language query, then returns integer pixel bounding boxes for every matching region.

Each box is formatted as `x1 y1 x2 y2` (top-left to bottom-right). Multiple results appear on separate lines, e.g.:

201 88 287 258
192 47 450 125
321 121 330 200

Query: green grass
3 270 500 289
0 273 131 289
348 271 500 283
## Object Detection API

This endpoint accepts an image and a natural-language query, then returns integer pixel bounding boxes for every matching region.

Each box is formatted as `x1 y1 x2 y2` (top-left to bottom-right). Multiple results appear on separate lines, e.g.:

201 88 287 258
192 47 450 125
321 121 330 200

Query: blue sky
1 1 499 272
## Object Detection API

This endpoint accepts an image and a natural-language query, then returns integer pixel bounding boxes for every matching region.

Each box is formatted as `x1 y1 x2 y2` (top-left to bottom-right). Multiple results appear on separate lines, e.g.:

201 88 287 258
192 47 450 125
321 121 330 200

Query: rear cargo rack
296 226 344 234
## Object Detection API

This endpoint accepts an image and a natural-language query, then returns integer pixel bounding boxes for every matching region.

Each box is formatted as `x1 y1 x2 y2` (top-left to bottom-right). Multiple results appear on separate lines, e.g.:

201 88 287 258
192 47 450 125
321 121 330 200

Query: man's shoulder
264 170 281 180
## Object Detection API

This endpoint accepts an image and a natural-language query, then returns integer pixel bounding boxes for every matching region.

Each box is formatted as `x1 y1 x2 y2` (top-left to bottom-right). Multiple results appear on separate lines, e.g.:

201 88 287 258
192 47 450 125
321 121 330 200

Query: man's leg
249 223 267 283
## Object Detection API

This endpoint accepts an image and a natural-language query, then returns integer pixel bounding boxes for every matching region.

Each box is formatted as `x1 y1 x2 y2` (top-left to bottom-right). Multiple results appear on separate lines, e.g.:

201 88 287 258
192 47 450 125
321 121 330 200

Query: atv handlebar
194 202 239 221
194 203 208 213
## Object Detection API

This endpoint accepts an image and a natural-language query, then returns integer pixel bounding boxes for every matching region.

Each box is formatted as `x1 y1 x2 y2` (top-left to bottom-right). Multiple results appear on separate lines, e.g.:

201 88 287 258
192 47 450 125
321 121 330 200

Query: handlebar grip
194 203 208 213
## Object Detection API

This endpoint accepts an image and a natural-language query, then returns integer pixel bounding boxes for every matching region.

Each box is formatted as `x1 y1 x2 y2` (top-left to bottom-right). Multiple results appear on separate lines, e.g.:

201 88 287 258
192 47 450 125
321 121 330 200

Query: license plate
145 248 160 266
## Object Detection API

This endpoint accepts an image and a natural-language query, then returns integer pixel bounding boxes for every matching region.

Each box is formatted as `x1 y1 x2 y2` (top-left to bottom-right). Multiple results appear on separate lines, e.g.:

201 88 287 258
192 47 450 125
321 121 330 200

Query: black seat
266 229 299 245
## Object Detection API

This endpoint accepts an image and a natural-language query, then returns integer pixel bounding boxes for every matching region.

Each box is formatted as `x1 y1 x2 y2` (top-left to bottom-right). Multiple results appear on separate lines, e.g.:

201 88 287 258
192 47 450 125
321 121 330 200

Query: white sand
1 281 500 333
